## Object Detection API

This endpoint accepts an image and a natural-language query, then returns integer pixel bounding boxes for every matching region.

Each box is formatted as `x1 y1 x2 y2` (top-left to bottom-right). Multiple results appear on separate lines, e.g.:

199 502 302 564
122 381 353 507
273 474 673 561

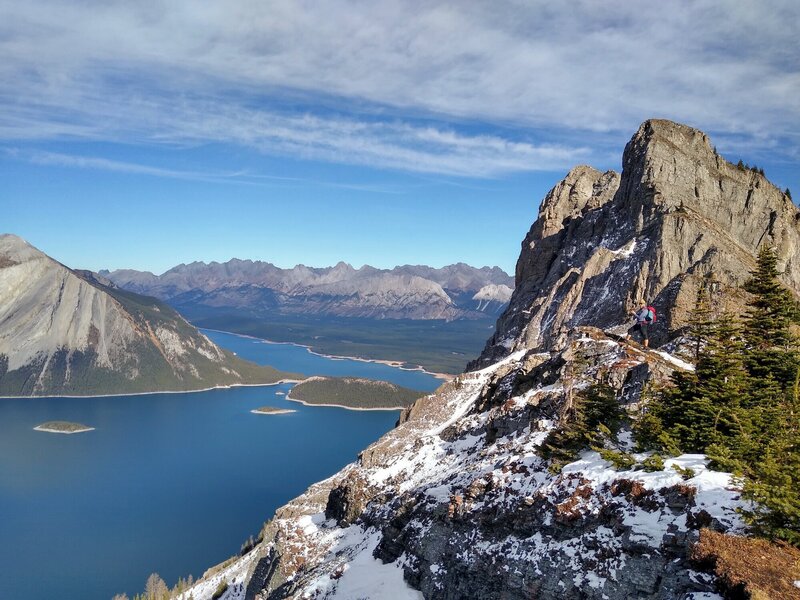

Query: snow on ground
174 549 257 600
654 350 696 371
177 333 740 599
321 532 423 599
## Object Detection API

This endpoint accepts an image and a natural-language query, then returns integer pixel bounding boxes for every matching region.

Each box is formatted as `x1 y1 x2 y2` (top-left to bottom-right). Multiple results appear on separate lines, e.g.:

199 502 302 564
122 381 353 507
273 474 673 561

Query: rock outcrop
473 119 797 367
0 235 290 396
173 120 799 600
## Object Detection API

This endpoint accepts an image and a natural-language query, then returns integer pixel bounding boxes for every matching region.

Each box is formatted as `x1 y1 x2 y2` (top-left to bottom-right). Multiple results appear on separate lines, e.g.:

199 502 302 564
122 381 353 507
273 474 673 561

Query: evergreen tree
743 247 799 381
634 251 800 545
637 279 748 457
742 434 800 546
144 573 169 600
541 384 625 470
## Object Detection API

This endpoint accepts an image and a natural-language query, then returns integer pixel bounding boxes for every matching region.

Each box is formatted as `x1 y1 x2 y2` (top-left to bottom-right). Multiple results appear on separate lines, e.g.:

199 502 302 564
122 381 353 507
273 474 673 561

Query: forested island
288 376 425 410
250 406 296 415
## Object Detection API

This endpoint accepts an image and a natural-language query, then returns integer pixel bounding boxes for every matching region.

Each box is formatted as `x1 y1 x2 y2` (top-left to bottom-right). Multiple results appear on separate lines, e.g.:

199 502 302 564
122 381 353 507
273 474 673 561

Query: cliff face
0 235 288 396
173 120 799 600
473 119 798 367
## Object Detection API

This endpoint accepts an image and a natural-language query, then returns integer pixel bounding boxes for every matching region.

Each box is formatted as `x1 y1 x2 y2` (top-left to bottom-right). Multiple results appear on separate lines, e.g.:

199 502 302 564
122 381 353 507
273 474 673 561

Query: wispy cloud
0 0 797 175
7 149 420 193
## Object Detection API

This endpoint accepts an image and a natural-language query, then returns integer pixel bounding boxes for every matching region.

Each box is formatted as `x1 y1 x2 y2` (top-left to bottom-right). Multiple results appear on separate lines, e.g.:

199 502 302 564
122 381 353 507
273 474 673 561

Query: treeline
735 159 765 176
290 377 425 409
111 572 194 600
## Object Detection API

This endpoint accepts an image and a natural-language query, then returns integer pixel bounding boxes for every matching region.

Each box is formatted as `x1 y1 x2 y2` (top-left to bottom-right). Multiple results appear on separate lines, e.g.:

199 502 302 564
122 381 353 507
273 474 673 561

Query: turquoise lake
0 330 442 600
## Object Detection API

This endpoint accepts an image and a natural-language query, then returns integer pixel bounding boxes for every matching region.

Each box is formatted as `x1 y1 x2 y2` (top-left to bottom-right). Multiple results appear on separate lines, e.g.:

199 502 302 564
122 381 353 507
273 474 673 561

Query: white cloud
0 0 797 175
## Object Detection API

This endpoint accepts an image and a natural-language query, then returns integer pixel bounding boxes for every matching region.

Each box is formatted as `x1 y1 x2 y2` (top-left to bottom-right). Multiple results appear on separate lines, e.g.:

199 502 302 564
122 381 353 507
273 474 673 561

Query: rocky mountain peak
474 119 800 367
0 233 40 263
0 235 288 396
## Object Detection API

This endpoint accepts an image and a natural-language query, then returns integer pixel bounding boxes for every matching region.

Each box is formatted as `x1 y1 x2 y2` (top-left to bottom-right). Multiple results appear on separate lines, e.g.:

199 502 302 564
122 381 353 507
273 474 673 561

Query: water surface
0 331 441 600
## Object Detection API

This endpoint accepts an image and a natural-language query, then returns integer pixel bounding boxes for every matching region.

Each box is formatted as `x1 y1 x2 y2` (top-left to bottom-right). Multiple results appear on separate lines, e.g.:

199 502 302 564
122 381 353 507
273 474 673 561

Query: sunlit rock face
473 119 798 367
0 235 276 396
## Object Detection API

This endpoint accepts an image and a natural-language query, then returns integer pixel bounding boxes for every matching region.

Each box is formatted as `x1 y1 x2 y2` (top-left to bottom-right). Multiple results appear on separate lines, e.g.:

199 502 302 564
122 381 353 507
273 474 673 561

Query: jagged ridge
103 260 514 320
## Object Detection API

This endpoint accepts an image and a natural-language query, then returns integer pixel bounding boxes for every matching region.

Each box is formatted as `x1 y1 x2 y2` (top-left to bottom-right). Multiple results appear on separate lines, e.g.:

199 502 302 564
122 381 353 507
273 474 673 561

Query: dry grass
692 529 800 599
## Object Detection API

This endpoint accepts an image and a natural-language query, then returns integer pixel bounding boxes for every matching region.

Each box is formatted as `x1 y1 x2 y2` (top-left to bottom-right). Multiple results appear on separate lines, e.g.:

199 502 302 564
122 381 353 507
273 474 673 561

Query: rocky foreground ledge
175 329 756 600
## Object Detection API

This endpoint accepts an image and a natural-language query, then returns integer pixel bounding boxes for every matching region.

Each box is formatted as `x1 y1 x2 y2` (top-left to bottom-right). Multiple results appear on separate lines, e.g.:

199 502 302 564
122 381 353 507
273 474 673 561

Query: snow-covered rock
175 119 799 599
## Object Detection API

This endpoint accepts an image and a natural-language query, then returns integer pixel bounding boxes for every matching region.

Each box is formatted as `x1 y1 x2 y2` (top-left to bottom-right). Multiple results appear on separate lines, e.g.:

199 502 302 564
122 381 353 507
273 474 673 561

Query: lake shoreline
202 328 455 382
285 388 407 412
251 407 297 415
0 379 302 400
34 424 95 434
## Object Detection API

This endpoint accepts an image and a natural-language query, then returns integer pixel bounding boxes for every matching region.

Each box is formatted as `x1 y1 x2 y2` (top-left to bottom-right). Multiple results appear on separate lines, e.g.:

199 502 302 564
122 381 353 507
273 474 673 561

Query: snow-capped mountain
171 120 800 599
471 283 514 314
0 235 289 396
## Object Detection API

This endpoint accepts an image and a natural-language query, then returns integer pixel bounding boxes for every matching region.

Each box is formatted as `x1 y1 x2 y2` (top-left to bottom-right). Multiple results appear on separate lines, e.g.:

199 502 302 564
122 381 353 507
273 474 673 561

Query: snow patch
654 350 695 371
325 532 423 599
611 239 636 258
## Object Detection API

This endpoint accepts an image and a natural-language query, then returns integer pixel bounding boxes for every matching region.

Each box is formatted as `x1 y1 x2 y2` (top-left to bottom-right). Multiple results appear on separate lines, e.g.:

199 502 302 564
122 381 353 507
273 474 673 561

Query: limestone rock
0 234 285 396
472 119 798 367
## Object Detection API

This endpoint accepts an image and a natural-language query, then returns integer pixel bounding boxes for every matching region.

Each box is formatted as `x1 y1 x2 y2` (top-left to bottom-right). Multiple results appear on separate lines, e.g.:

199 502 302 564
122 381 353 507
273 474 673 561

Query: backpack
646 305 656 323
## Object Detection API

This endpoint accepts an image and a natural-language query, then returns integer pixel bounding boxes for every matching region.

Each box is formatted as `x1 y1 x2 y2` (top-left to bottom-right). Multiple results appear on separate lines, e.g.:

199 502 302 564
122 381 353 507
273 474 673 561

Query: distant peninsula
250 406 296 415
287 376 425 410
34 421 95 434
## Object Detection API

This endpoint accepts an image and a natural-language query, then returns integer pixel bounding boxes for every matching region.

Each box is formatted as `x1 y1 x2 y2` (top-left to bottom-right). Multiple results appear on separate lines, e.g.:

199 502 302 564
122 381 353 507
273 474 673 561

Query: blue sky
2 1 798 275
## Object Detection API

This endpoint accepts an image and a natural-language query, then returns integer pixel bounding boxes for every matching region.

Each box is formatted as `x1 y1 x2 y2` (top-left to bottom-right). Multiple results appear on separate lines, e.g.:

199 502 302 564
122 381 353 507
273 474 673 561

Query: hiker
628 302 656 347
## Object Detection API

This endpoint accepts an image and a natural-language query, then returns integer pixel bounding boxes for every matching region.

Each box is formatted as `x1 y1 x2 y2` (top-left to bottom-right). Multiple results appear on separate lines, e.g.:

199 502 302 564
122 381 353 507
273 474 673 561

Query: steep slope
0 235 292 396
474 120 797 367
103 261 513 321
171 120 800 600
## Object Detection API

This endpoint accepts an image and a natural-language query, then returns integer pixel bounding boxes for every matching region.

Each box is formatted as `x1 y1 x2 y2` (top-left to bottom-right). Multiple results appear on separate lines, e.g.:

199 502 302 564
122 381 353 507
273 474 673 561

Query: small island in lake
288 376 425 410
34 421 95 434
250 406 296 415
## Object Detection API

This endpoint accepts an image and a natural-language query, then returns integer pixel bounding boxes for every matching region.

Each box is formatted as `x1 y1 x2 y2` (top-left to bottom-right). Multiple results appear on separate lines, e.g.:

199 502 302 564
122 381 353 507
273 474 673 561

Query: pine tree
541 384 625 469
638 279 749 457
742 435 800 545
743 247 798 379
634 250 800 545
736 247 800 544
144 573 169 600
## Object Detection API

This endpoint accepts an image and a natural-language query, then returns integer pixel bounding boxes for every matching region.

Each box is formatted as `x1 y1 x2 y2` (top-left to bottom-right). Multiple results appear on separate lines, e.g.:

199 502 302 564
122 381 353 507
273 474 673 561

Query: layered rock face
0 235 287 396
173 120 798 600
473 119 798 366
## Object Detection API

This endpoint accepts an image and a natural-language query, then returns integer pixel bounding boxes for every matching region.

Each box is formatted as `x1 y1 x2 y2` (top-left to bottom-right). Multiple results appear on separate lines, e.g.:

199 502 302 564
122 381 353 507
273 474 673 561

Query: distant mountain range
102 260 514 321
0 235 292 396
